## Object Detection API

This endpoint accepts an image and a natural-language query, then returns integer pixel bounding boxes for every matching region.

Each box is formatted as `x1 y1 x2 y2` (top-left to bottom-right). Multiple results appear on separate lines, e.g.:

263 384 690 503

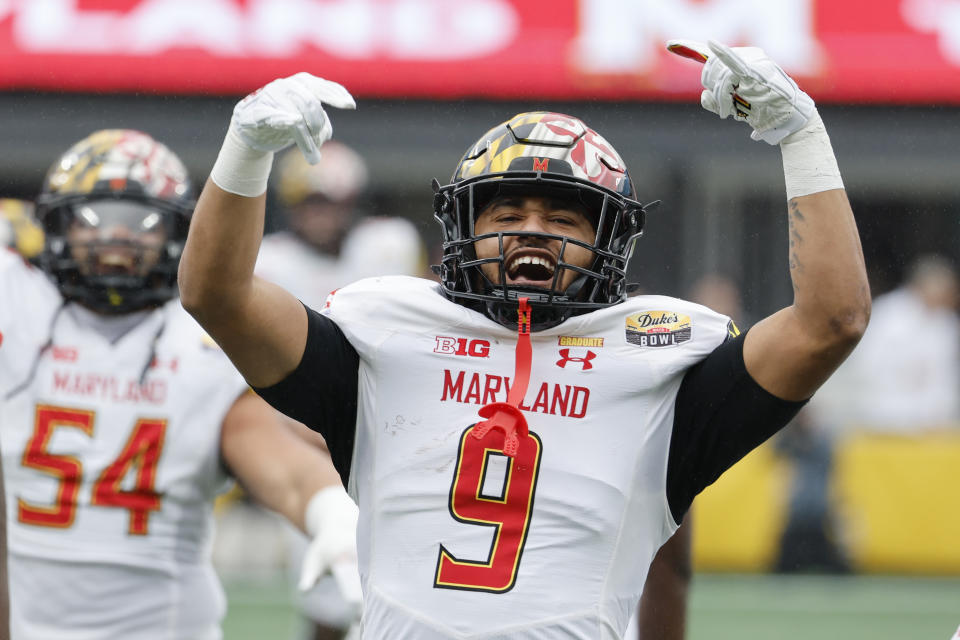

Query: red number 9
434 423 542 593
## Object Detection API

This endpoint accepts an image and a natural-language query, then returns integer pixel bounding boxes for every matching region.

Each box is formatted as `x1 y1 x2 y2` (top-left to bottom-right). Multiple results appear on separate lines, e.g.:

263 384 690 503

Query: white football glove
666 39 816 145
299 487 363 609
231 72 356 164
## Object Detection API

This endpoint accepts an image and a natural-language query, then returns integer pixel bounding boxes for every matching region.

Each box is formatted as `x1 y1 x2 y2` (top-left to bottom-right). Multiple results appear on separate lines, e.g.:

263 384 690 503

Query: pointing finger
707 40 760 81
666 39 710 64
291 73 357 110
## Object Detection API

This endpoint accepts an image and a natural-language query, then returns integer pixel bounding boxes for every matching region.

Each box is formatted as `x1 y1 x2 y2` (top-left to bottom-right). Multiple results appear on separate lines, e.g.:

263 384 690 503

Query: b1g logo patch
625 311 692 348
434 336 491 358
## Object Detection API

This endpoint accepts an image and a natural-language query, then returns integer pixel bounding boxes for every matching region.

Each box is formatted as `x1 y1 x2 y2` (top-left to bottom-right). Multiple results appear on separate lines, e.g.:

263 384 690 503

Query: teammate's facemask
35 130 194 314
432 111 653 331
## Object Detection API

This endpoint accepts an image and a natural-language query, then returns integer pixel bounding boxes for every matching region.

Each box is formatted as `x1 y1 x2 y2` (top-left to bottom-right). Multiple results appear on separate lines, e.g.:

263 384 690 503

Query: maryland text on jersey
440 368 590 419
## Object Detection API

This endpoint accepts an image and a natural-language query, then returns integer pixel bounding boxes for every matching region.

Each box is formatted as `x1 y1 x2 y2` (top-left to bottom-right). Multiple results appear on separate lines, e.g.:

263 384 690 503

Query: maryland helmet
273 141 368 253
432 112 651 330
274 140 369 207
35 129 194 314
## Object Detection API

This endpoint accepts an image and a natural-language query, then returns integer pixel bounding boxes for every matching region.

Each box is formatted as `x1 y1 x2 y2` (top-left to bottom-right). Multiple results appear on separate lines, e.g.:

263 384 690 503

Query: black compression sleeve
666 330 807 524
252 304 360 482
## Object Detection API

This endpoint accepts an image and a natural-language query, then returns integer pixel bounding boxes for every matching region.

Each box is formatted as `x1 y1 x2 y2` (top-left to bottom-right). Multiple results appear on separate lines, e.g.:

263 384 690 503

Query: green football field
222 572 960 639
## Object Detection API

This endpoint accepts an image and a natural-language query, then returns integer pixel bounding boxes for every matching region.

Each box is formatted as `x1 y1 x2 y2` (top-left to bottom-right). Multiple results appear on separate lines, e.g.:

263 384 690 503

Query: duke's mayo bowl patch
625 311 692 348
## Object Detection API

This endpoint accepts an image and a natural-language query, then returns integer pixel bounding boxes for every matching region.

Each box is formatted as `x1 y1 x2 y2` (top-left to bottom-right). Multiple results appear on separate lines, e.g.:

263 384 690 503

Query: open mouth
92 250 138 275
505 252 558 288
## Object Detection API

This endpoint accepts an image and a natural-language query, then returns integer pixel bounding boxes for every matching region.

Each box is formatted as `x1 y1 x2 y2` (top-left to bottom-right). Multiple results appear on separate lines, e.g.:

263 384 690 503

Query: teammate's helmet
273 141 368 254
432 112 650 329
35 130 194 314
274 140 369 208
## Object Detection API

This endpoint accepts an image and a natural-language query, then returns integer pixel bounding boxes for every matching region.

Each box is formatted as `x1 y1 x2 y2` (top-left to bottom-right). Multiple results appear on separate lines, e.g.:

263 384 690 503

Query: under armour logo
556 349 597 370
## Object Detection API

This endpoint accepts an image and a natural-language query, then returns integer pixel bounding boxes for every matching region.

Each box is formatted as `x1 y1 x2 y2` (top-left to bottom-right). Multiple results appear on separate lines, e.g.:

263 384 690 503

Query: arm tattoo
788 201 806 290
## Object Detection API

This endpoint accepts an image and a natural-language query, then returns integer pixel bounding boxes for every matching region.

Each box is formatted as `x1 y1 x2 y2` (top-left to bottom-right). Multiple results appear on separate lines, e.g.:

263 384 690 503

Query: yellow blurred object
214 484 247 514
274 141 368 207
692 442 791 571
834 430 960 574
0 198 44 258
690 430 960 574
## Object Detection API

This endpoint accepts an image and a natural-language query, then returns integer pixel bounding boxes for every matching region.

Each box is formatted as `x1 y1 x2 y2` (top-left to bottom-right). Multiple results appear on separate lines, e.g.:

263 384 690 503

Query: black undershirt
667 330 806 523
253 306 360 483
253 305 806 522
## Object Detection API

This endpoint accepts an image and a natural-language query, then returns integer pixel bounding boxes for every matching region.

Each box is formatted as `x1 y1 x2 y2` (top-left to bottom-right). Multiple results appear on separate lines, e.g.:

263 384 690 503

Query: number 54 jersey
0 250 249 640
311 276 734 639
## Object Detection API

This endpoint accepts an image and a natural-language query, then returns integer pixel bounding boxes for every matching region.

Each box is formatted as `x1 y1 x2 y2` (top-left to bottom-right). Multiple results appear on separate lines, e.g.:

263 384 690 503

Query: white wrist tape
779 111 844 200
304 485 357 538
209 127 274 197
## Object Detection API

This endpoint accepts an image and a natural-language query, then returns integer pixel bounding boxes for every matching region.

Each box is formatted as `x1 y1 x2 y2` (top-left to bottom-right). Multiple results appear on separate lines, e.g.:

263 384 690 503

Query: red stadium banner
2 0 960 103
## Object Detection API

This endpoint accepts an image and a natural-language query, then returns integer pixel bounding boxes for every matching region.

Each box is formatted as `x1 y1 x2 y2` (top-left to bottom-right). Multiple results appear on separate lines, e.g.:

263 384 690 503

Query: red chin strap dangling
471 297 532 457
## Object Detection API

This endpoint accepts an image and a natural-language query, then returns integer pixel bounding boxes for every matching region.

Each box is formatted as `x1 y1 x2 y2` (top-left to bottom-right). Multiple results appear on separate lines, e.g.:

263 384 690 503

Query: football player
0 130 358 639
0 197 42 640
179 39 870 639
256 141 368 303
257 141 425 309
257 144 423 639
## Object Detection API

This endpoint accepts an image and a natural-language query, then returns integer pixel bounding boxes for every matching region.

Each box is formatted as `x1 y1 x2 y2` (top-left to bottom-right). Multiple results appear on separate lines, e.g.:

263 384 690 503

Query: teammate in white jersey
257 143 424 639
0 197 39 640
258 142 425 309
180 39 871 639
0 130 358 640
256 141 369 304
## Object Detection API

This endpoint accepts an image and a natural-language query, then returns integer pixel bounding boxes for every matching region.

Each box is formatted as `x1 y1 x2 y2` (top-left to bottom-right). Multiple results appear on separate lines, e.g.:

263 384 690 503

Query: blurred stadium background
3 1 959 638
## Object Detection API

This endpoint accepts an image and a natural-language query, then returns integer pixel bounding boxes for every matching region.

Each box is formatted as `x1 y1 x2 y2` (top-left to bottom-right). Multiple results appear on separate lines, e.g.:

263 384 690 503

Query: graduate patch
625 311 692 348
558 336 604 348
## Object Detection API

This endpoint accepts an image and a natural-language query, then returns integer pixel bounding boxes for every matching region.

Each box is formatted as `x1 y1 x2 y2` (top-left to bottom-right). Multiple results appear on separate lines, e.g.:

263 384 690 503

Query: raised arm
178 73 356 387
746 187 868 401
669 40 870 401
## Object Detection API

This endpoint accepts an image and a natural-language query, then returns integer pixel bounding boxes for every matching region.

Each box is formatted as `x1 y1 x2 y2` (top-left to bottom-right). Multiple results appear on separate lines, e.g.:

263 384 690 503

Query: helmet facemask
42 197 188 313
433 113 649 330
36 130 194 315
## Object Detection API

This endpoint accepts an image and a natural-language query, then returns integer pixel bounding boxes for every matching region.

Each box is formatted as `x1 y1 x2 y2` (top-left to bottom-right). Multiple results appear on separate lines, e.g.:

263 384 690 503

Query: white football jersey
255 231 344 308
0 249 249 640
255 219 423 629
319 276 730 639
